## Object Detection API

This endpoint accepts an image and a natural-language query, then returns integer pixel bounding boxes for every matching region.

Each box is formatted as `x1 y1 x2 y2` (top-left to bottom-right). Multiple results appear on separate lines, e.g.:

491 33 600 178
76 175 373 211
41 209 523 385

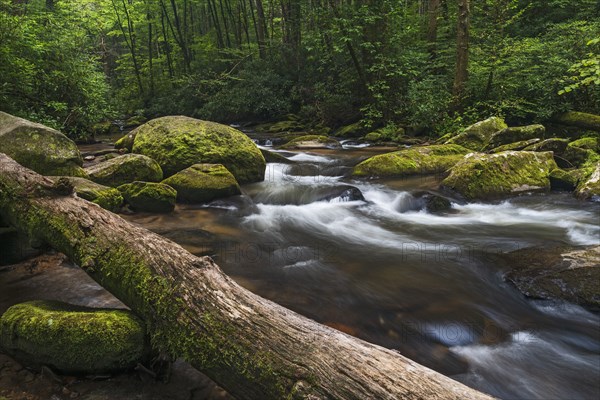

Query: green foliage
0 0 114 138
560 38 600 95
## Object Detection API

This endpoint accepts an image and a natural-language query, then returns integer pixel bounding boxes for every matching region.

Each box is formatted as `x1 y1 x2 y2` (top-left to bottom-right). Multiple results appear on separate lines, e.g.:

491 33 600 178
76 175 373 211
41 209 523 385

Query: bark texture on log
0 154 494 400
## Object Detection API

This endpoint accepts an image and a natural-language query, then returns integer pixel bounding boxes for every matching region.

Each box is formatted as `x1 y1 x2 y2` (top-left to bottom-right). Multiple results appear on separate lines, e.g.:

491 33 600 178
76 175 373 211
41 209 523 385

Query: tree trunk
0 154 494 400
453 0 470 100
427 0 441 59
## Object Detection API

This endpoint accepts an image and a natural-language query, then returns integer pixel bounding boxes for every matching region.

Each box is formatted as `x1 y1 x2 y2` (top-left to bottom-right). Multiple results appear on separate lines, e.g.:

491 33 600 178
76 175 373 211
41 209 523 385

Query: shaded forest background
0 0 599 139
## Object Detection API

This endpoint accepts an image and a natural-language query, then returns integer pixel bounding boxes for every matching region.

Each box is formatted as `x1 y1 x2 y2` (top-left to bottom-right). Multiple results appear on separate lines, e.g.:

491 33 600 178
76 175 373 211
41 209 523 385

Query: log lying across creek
0 153 493 400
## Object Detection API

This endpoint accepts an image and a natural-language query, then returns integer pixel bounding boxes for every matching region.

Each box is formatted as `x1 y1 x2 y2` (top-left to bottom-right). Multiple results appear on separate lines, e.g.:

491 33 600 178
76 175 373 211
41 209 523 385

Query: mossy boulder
503 245 600 311
444 117 508 151
490 138 540 153
279 135 341 149
118 181 177 213
352 144 469 178
553 111 600 132
549 168 579 192
131 116 265 183
85 154 163 187
0 300 148 374
162 164 241 204
562 144 599 168
0 111 86 177
575 163 600 200
441 151 557 200
524 138 569 154
48 176 123 212
114 131 137 152
334 122 367 138
486 125 545 149
569 137 598 151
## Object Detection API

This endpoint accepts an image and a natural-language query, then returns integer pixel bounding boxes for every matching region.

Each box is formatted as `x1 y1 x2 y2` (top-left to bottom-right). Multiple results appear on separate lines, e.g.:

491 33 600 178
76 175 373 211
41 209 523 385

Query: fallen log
0 153 493 400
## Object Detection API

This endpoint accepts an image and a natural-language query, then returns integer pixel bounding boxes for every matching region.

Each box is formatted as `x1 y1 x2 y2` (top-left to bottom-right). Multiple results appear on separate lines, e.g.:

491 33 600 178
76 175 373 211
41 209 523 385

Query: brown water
115 140 600 400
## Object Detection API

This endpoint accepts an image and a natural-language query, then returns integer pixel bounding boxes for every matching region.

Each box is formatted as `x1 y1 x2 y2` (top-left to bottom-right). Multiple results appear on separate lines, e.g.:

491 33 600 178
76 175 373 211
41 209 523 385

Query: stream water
108 139 597 399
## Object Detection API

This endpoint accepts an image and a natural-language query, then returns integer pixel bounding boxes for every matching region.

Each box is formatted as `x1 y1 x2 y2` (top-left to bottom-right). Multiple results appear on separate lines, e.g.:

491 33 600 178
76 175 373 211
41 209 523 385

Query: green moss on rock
444 117 508 151
0 300 148 374
553 111 600 132
549 168 579 192
279 135 340 149
486 125 545 150
569 137 598 151
490 138 541 153
85 154 163 187
561 144 600 168
524 138 569 154
48 176 123 212
352 144 469 178
162 164 241 204
131 116 265 183
575 162 600 200
114 131 137 152
118 181 177 213
0 111 87 177
334 122 366 138
441 151 558 200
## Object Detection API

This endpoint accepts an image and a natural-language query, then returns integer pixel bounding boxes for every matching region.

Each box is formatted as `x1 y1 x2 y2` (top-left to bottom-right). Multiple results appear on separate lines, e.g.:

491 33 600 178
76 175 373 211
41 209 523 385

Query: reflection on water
124 146 600 399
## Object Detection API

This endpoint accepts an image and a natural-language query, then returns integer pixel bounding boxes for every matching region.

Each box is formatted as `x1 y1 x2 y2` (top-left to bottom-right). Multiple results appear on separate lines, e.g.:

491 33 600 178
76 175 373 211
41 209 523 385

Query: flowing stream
121 143 599 400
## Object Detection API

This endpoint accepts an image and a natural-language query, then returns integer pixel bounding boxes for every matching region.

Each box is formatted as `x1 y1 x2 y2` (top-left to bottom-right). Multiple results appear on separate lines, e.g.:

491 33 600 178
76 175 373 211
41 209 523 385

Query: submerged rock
162 164 241 204
118 181 177 213
280 135 341 149
444 117 508 151
486 124 545 150
441 151 557 200
0 111 86 177
132 116 265 183
316 185 365 203
0 300 148 374
48 176 123 212
85 154 163 187
352 144 469 178
503 245 600 311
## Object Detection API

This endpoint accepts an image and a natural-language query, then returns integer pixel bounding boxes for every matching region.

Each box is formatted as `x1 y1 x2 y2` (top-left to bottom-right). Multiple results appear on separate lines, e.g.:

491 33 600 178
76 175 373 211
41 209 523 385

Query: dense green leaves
0 0 598 138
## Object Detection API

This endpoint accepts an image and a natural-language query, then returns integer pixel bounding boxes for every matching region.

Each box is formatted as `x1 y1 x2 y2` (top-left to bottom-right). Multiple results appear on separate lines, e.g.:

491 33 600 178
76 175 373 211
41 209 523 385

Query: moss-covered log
0 153 493 400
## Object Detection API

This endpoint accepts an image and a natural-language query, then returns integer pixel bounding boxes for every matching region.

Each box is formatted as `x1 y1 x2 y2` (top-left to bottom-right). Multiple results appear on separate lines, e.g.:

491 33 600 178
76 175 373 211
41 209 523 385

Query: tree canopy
1 0 598 138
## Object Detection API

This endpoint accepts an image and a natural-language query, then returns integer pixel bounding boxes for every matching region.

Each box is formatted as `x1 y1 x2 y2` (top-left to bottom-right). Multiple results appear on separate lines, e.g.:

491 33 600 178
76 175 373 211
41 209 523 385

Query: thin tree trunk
0 154 494 400
111 0 145 95
427 0 441 59
453 0 470 100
